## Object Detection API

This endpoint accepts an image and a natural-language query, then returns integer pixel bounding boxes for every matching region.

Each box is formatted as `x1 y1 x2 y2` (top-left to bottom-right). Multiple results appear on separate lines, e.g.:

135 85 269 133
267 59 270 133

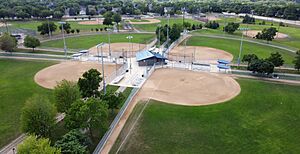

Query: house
136 50 167 66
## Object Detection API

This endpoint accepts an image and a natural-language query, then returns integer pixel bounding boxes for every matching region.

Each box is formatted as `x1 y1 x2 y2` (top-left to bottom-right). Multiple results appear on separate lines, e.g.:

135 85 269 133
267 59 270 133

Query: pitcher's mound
169 46 233 64
243 30 288 39
135 69 240 106
34 61 119 89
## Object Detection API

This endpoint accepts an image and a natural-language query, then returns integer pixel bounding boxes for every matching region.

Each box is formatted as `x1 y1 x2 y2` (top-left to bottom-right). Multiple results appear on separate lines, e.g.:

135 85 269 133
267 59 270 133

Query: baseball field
111 77 300 153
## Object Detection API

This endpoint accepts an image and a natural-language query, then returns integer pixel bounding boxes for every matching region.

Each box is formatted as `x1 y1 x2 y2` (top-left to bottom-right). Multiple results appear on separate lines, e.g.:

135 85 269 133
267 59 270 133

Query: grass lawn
133 18 203 32
0 59 56 147
186 36 296 66
41 33 155 50
113 79 300 153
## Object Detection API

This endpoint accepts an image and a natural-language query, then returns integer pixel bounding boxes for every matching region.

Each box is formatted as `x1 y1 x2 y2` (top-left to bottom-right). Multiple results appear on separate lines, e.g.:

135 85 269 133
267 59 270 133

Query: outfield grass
133 18 202 32
128 19 150 22
7 20 113 33
0 59 56 147
41 33 155 50
114 79 300 153
186 36 296 66
195 17 300 49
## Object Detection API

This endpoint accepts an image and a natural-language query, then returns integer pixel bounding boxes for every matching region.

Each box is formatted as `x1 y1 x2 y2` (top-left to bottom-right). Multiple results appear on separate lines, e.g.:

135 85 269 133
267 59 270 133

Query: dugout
136 50 167 66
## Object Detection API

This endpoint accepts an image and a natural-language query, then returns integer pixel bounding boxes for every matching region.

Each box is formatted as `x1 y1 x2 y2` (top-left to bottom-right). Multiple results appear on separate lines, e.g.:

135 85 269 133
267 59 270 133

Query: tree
59 22 71 33
38 22 57 36
78 69 102 98
204 21 219 29
248 59 275 75
103 17 113 26
18 135 61 154
256 27 278 42
102 91 125 114
0 33 17 52
169 24 183 42
54 80 81 113
293 50 300 71
112 13 122 32
242 14 255 24
54 129 90 154
65 98 108 138
76 29 80 34
24 36 40 52
242 54 259 67
20 95 56 137
224 22 240 34
266 52 284 67
53 11 64 19
183 22 191 29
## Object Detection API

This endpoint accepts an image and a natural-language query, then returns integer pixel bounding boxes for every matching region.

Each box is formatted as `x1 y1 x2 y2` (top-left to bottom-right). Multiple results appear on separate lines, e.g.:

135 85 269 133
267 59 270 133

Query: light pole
126 35 133 74
157 24 161 48
58 22 67 58
47 16 52 39
107 28 112 57
97 43 106 94
237 28 245 66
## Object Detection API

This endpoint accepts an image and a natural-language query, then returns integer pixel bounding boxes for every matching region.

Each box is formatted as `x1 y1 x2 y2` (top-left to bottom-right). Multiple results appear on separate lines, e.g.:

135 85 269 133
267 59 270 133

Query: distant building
136 50 166 66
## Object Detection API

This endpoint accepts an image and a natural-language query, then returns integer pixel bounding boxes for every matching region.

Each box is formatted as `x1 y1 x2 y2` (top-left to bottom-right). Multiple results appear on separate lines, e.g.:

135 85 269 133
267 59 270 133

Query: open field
133 18 202 32
186 36 296 66
34 61 120 89
0 59 56 147
41 33 155 50
112 78 300 153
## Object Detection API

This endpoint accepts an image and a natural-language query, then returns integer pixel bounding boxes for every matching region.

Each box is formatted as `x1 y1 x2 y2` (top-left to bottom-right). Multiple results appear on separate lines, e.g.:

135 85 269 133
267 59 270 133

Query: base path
169 46 233 64
129 19 161 24
34 61 119 89
243 30 289 39
88 43 147 57
100 68 241 153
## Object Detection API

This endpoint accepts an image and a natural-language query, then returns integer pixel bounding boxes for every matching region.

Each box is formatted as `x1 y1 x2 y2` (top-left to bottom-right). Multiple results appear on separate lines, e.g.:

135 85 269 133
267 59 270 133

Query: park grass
133 18 203 32
186 36 296 66
114 78 300 153
41 33 155 50
0 59 56 148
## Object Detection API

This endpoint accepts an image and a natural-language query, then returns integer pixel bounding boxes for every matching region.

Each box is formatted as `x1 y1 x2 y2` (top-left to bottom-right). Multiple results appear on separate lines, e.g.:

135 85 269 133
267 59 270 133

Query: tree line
0 0 299 20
